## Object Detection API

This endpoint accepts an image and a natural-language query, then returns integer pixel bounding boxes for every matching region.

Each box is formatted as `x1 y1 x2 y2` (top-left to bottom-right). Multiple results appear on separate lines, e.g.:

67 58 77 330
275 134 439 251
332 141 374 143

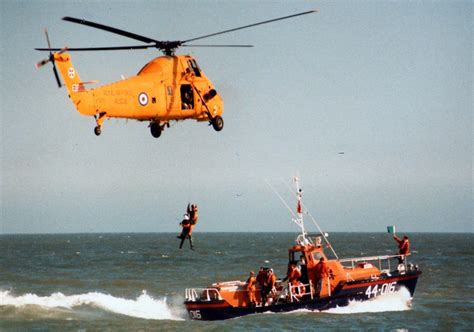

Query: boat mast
293 177 312 246
293 177 339 259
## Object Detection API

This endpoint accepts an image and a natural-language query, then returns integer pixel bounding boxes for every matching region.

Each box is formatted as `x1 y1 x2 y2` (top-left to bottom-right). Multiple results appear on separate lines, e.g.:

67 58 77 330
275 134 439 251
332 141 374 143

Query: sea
1 233 473 331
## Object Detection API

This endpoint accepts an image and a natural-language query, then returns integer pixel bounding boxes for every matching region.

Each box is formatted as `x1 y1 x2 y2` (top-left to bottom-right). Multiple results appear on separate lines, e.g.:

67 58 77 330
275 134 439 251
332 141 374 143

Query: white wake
326 287 412 314
0 289 183 320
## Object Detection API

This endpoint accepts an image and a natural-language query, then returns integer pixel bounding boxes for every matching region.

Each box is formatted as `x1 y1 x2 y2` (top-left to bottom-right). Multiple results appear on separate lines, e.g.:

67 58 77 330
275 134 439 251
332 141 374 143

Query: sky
0 0 472 234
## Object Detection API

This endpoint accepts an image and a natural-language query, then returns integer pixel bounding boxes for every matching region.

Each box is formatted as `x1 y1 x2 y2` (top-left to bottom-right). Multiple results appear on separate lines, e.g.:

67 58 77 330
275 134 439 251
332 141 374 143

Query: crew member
256 267 267 286
177 213 189 240
178 214 194 250
263 269 277 306
298 255 308 284
393 234 410 263
285 263 301 284
178 203 198 250
315 257 329 297
246 271 257 306
256 267 267 303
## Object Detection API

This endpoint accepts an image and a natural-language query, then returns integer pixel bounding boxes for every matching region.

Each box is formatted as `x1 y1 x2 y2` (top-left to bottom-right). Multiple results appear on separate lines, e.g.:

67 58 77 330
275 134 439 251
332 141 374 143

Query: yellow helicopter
35 10 316 138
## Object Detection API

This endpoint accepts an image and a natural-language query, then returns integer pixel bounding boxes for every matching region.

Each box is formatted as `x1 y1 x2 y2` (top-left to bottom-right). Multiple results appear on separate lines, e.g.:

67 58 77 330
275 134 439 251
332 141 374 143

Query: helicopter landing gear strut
150 121 168 138
210 115 224 131
94 112 106 136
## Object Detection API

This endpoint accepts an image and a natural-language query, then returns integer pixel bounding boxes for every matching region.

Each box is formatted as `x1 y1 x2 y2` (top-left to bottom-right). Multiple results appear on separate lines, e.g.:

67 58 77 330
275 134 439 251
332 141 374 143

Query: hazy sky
1 0 472 234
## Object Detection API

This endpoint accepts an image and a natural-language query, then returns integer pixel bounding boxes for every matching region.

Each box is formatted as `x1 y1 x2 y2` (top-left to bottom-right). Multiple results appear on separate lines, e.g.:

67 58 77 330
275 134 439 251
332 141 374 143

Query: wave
325 287 412 314
1 287 412 320
0 289 184 320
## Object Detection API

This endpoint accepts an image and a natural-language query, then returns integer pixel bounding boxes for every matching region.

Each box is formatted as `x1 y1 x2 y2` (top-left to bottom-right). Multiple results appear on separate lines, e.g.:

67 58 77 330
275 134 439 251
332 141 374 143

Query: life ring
291 282 305 298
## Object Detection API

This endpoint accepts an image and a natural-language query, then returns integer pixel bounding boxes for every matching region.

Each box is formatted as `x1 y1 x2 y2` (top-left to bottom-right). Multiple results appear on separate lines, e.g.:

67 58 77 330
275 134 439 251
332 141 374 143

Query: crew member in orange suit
246 271 257 306
188 203 198 226
315 257 329 296
393 235 410 263
284 263 301 284
178 203 198 250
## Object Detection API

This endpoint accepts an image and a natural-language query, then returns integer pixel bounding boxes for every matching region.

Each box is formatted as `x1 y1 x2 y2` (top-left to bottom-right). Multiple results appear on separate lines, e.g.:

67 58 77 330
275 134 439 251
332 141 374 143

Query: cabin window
289 251 304 264
288 251 296 263
180 84 194 110
187 59 202 77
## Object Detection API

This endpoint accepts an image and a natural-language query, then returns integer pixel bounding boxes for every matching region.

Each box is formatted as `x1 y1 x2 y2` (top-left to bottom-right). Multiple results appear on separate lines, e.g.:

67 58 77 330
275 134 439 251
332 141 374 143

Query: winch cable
265 180 298 221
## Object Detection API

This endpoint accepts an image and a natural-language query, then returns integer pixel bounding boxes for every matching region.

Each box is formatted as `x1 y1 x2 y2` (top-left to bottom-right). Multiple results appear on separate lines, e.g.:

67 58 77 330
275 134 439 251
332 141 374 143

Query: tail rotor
35 28 66 88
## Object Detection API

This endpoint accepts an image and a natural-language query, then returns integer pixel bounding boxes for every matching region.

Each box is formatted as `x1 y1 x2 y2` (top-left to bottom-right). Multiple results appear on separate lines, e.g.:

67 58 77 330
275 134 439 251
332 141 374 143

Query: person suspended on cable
188 203 198 226
178 204 198 250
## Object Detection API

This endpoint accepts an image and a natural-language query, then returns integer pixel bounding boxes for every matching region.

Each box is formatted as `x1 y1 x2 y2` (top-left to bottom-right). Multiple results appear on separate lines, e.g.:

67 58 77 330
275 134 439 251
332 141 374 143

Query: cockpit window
187 59 202 77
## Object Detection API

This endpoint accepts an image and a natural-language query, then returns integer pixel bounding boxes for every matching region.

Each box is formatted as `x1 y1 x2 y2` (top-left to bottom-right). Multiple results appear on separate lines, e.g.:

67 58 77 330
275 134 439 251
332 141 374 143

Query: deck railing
288 281 314 302
337 254 410 280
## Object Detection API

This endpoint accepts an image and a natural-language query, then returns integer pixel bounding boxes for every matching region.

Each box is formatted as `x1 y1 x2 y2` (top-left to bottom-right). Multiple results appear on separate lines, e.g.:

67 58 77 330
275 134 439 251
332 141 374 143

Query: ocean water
1 233 473 330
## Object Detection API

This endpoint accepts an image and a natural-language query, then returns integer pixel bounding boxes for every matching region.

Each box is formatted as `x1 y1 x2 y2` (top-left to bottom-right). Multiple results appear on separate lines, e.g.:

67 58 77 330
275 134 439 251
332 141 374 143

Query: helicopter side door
180 84 194 111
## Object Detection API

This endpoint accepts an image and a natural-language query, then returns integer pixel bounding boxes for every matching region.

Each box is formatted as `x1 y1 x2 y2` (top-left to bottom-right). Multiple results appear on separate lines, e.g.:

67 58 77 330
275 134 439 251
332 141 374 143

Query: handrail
338 254 410 282
338 254 409 264
211 280 243 287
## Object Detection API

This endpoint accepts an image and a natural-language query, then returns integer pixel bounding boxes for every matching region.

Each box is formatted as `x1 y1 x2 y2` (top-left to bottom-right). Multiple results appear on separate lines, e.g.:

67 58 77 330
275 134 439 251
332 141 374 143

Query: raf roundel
138 92 148 106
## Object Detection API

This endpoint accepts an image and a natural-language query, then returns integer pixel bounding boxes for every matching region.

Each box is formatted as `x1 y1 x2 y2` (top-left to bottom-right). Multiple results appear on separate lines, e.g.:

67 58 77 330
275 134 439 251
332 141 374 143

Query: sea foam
325 287 412 314
0 289 183 320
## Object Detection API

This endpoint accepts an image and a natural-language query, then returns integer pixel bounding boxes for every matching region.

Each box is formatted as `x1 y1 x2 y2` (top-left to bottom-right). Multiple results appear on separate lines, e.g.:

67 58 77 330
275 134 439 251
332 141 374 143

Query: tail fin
53 52 84 97
53 52 95 116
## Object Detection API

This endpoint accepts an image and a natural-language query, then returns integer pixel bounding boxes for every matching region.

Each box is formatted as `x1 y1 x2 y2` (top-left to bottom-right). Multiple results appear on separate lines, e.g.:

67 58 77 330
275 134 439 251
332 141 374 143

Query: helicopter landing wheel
94 126 101 136
150 122 162 138
211 116 224 132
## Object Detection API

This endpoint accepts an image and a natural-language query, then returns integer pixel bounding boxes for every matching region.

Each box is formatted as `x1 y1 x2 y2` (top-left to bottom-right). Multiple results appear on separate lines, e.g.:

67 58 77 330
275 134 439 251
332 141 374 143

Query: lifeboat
184 178 422 320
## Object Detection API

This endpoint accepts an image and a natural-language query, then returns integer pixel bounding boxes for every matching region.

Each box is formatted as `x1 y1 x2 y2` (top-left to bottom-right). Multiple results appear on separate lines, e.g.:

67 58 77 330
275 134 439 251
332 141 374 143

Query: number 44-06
365 282 396 299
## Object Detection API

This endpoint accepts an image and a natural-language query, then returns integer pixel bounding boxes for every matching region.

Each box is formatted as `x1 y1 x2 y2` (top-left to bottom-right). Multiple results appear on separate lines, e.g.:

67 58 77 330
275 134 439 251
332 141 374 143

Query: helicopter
35 10 316 138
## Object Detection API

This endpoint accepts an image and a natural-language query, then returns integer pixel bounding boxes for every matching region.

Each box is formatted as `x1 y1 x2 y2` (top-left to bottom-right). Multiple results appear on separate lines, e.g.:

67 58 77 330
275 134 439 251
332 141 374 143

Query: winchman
178 203 198 250
188 203 198 226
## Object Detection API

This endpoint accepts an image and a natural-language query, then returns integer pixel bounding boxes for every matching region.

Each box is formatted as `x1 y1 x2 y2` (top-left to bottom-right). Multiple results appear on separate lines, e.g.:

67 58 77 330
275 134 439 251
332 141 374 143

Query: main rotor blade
182 44 254 48
183 9 317 43
35 45 153 51
62 16 160 44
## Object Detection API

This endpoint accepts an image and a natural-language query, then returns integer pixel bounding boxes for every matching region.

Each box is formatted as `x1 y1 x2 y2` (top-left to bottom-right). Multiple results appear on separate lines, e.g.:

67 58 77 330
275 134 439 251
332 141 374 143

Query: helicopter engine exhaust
204 89 217 102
